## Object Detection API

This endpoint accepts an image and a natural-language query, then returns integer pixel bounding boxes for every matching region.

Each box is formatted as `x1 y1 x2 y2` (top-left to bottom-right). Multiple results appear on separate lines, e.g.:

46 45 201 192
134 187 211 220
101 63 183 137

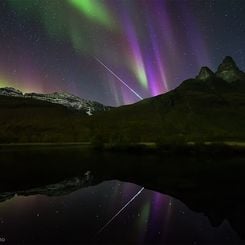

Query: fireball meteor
97 187 145 235
95 57 143 100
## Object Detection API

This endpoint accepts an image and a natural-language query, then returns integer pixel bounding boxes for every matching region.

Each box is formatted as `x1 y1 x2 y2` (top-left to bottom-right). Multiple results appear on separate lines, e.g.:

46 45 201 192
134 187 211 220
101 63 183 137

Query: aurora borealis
0 0 245 105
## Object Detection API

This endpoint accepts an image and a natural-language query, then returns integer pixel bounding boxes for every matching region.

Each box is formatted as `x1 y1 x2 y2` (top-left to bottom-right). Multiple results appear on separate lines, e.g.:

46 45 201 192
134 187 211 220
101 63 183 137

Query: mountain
216 56 245 82
0 94 92 142
0 56 245 143
0 87 23 97
196 66 214 81
0 88 111 115
90 56 245 143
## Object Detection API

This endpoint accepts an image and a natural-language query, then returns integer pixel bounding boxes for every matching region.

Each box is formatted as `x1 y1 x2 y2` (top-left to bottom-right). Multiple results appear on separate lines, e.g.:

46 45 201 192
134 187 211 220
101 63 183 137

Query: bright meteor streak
97 187 145 235
95 57 143 100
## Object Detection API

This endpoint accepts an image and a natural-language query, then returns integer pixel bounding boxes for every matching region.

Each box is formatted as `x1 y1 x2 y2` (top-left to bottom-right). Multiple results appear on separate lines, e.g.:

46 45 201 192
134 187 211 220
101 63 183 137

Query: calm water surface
0 180 242 244
0 145 244 244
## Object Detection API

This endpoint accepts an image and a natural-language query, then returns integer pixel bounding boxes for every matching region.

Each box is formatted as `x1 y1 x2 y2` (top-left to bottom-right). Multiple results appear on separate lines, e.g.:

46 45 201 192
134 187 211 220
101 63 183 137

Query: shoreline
0 141 245 156
0 142 91 146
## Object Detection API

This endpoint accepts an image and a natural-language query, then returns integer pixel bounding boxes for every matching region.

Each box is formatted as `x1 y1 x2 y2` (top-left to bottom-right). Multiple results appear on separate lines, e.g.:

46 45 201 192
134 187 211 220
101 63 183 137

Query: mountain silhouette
0 56 245 143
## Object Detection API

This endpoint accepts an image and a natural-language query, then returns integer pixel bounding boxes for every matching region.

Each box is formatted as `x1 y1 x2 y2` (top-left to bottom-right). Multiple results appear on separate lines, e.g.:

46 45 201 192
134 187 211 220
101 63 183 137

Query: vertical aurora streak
147 17 169 93
124 22 148 89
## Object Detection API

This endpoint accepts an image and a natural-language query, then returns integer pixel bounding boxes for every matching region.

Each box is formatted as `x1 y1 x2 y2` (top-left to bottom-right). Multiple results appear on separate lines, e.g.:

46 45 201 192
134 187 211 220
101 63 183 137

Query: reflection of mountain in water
0 171 93 203
0 169 245 240
0 146 245 240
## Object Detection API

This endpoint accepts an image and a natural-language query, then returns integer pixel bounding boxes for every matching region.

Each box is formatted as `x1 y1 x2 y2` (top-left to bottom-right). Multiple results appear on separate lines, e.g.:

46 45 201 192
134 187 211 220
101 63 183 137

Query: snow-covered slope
0 87 23 97
0 87 111 115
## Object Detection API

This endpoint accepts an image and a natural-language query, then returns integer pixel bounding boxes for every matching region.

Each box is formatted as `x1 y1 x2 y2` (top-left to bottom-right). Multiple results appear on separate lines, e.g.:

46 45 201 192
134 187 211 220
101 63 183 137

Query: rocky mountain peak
0 87 23 96
216 56 244 82
196 67 214 81
51 92 80 99
217 56 238 72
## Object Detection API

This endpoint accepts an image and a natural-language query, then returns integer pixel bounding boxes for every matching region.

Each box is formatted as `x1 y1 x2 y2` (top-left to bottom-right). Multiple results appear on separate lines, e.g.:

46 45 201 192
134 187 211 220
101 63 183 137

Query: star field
0 0 244 106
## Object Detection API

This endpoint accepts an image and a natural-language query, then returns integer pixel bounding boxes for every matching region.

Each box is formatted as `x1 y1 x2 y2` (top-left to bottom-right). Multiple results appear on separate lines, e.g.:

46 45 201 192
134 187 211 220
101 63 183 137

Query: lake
0 145 244 244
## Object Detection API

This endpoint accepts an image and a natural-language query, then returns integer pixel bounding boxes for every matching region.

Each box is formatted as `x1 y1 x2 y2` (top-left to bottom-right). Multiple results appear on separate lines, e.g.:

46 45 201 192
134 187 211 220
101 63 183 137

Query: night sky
0 0 244 106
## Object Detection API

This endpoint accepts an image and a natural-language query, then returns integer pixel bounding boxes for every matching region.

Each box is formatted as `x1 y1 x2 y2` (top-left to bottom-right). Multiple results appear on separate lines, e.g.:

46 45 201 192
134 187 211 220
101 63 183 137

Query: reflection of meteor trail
97 187 145 235
94 57 143 100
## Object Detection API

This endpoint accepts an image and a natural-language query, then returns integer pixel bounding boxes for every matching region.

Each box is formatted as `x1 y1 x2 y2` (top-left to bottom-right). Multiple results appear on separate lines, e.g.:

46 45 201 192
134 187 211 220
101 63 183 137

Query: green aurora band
68 0 115 29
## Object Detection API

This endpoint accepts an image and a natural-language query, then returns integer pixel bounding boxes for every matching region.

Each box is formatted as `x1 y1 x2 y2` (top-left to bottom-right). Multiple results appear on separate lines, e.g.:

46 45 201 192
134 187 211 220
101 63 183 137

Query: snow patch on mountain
0 87 23 97
0 88 111 115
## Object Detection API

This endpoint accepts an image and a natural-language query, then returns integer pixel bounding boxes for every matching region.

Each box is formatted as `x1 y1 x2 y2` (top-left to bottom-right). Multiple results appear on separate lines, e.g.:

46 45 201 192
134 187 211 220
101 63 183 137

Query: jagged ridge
0 88 111 115
0 56 245 143
197 56 245 82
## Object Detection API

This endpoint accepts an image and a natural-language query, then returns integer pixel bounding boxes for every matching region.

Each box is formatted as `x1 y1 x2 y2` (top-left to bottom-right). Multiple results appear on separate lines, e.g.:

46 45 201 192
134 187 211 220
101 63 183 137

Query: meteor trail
97 187 145 235
94 57 143 100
